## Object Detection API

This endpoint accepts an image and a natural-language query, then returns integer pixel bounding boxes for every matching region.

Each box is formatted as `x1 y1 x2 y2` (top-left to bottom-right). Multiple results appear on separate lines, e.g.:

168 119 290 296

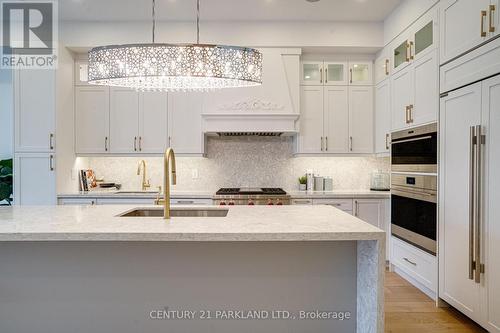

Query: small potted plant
298 175 307 191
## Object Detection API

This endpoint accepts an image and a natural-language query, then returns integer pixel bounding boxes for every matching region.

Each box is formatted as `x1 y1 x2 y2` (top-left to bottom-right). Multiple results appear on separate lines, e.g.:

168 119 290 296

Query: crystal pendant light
87 0 262 91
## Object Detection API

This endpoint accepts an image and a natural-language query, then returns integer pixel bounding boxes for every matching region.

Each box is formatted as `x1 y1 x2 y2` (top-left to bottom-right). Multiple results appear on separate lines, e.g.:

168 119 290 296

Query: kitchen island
0 205 385 333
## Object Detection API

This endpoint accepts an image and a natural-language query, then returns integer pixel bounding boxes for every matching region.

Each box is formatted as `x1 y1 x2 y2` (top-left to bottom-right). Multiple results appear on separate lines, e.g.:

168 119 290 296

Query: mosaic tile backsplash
87 137 390 192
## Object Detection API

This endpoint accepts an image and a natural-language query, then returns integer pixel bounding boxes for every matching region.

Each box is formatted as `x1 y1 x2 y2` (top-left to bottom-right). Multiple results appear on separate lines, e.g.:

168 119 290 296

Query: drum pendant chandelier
87 0 262 91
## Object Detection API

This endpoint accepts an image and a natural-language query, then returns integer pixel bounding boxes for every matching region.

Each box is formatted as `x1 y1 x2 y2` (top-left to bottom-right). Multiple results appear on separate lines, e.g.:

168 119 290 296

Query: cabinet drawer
97 198 155 205
291 198 313 205
170 198 212 205
58 198 97 205
312 198 353 212
391 236 437 292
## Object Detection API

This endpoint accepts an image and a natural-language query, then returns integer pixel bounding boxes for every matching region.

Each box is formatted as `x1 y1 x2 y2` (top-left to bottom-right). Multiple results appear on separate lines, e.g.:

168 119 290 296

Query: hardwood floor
384 271 487 333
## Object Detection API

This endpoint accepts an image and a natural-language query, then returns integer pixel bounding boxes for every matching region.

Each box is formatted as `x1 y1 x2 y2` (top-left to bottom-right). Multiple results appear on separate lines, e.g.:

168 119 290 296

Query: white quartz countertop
289 190 390 199
0 205 384 242
57 190 214 199
58 190 390 199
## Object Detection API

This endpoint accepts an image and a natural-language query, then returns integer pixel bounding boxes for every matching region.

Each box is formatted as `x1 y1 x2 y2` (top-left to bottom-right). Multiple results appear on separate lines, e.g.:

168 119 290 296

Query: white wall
0 69 13 159
383 0 439 45
61 21 384 49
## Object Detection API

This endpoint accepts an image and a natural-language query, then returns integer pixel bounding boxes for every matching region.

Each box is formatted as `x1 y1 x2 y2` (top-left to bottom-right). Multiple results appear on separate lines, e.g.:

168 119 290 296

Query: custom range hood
202 112 299 137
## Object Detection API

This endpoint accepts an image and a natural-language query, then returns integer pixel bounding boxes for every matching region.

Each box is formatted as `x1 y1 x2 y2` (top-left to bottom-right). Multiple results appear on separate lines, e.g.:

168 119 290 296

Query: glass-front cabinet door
324 62 347 85
348 61 372 85
410 8 437 61
393 38 410 73
300 61 323 85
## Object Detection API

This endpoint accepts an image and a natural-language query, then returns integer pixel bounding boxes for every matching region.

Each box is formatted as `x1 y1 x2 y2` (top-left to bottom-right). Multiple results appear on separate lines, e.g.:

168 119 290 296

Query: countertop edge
0 231 385 242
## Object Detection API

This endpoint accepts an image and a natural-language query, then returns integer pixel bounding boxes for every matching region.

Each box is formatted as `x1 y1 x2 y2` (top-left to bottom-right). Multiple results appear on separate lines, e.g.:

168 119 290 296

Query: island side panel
0 241 358 333
357 239 385 333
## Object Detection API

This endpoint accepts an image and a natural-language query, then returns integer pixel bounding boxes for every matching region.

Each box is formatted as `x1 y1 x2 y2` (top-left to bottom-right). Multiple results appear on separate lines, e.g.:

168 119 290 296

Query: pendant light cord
152 0 156 43
196 0 200 44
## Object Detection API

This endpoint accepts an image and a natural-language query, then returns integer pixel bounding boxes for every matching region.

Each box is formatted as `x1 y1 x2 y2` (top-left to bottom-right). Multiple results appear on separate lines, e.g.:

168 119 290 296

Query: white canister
306 172 315 191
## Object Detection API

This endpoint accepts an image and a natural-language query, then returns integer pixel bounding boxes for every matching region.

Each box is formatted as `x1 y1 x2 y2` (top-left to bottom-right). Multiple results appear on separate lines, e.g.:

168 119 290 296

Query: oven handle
391 187 437 203
391 135 432 145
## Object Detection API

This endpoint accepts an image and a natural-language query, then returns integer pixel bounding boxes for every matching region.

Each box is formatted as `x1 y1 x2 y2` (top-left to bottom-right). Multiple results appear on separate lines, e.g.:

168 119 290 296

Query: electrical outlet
191 169 199 179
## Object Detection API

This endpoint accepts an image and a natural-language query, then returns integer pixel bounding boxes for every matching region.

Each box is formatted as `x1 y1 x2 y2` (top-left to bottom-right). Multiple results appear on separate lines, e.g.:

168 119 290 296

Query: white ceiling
60 0 401 22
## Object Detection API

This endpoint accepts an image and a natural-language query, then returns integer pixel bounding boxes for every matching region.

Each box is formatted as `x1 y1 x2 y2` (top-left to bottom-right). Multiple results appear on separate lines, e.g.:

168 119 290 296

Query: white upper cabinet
375 80 391 154
300 61 324 85
299 86 324 153
348 61 373 85
324 86 349 153
374 48 391 85
14 69 55 153
440 0 495 64
168 92 204 155
391 49 438 131
301 60 372 86
412 49 439 126
349 86 373 153
109 88 140 154
138 92 168 154
324 62 348 85
391 67 412 131
75 86 110 154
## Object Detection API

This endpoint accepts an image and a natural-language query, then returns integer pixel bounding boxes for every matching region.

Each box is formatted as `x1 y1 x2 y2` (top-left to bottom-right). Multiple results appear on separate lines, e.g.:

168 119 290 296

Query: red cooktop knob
267 199 274 205
228 200 235 206
219 200 227 206
276 199 283 205
248 199 255 205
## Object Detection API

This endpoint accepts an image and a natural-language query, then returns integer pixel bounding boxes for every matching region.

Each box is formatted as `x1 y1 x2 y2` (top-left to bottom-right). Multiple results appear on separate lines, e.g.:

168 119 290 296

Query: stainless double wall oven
391 123 438 255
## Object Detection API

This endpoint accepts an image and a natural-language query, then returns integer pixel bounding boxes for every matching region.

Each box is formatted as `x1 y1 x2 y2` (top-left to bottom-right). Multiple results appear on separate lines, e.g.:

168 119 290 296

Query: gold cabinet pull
134 136 137 151
406 41 410 62
320 137 323 151
409 41 414 60
349 68 353 83
481 10 487 37
104 137 108 151
325 136 328 151
385 133 390 150
409 104 414 123
490 5 496 32
139 136 142 151
319 68 323 84
49 154 54 171
325 68 328 83
385 59 389 76
405 106 409 124
349 136 353 151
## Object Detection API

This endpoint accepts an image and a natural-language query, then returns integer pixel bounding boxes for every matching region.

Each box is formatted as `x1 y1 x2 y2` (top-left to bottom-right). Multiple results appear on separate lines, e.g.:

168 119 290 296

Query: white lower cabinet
57 197 213 206
312 198 353 214
439 75 500 332
14 153 56 205
353 199 383 228
391 236 437 298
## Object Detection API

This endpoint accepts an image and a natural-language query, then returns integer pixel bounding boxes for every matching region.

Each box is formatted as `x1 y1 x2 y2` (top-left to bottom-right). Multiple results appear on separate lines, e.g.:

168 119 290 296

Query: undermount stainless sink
118 207 229 217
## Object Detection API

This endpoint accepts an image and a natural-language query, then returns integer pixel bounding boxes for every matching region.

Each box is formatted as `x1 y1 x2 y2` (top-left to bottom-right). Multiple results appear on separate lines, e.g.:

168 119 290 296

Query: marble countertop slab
58 190 390 200
57 190 214 199
0 205 385 242
288 190 390 199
